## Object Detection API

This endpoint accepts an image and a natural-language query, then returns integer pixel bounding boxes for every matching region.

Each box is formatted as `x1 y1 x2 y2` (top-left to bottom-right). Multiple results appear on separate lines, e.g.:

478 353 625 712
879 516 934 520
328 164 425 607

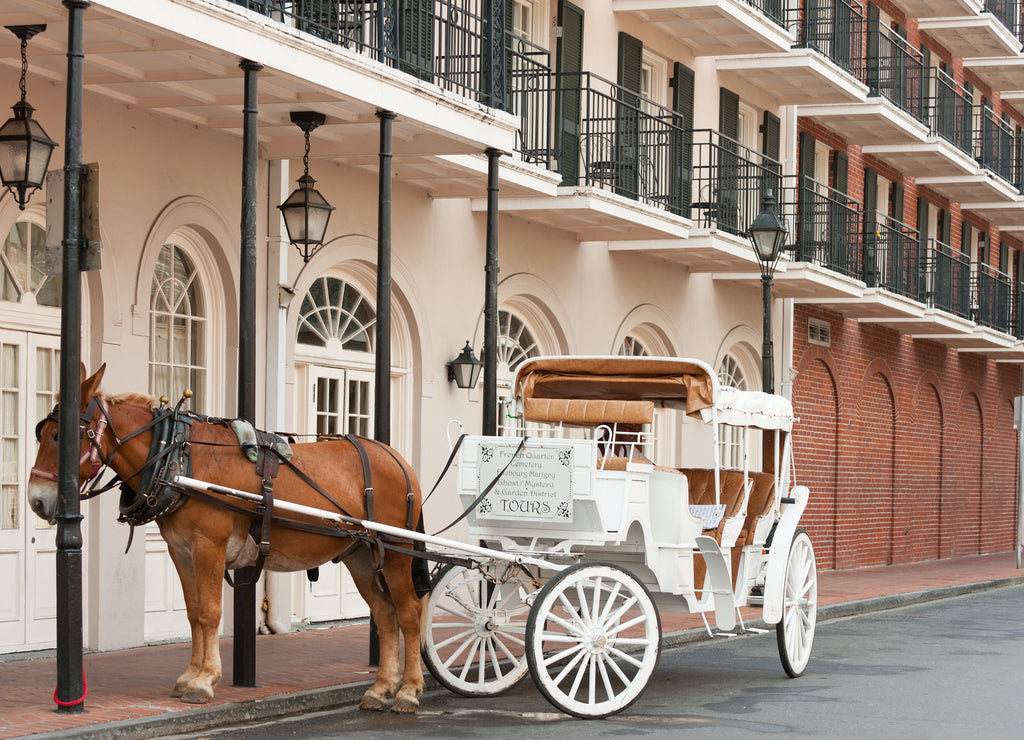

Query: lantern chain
19 33 27 104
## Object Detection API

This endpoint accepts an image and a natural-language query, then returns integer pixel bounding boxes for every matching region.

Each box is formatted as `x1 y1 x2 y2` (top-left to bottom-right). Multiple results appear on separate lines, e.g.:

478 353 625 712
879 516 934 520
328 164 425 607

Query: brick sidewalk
1 552 1021 740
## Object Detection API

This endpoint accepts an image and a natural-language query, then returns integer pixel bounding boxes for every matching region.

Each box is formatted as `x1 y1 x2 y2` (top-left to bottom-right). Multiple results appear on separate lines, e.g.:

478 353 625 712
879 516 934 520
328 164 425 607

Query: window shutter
762 111 781 162
555 0 584 185
797 132 816 261
832 150 849 194
866 3 880 94
617 33 643 99
669 61 695 216
399 0 435 81
891 182 904 223
719 87 740 141
614 33 643 198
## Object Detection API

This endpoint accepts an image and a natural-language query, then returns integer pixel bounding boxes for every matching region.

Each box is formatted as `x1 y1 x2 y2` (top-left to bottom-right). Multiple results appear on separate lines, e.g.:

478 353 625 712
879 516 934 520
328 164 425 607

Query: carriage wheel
421 562 538 696
776 529 817 678
525 562 660 719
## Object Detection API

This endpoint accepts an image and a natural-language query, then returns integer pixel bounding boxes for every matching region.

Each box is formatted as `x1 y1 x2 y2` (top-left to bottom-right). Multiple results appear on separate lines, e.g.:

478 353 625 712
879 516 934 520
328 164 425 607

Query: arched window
298 276 375 353
149 243 206 410
498 309 540 435
617 335 650 356
0 222 59 307
718 353 746 469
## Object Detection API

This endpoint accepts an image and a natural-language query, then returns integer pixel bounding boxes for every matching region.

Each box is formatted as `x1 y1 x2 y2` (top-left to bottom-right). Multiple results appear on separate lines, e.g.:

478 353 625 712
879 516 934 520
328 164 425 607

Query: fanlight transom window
298 277 376 353
497 310 538 374
618 335 650 357
1 222 59 307
718 354 747 470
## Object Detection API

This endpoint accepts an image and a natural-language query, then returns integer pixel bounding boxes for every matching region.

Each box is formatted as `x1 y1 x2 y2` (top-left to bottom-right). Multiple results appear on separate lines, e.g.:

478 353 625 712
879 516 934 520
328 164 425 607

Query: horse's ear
80 363 86 383
80 364 107 410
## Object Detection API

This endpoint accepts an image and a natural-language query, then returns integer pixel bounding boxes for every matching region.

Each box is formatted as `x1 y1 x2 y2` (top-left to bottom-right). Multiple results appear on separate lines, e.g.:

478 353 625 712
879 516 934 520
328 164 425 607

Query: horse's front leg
167 533 228 704
381 551 425 713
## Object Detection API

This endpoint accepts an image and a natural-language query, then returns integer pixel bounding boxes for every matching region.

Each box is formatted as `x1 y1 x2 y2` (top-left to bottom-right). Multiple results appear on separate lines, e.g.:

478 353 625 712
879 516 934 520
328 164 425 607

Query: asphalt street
185 584 1024 739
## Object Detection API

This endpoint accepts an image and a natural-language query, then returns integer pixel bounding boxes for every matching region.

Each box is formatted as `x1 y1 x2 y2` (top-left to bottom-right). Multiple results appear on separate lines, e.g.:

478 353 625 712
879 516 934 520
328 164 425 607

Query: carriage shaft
172 475 559 572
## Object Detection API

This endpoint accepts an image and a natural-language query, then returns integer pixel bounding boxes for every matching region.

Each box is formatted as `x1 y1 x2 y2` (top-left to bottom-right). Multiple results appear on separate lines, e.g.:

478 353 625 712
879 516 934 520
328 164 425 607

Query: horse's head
27 364 107 523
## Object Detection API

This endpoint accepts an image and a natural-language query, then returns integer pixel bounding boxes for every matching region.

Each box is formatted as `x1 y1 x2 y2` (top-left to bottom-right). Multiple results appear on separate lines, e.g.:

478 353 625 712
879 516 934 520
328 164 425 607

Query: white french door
0 330 60 651
297 364 374 623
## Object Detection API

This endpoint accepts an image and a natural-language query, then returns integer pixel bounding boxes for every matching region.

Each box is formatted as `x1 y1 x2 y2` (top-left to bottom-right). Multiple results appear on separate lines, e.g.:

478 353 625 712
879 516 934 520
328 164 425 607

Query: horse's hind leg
380 551 425 713
344 548 402 711
167 552 204 698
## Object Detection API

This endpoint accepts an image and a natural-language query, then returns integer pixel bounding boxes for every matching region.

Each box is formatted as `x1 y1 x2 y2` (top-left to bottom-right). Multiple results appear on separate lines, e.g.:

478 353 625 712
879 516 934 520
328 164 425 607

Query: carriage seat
524 398 655 471
666 468 767 541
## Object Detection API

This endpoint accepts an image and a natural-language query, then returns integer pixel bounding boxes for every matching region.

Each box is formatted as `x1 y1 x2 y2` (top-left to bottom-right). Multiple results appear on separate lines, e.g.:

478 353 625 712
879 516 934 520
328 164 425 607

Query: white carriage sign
476 442 574 522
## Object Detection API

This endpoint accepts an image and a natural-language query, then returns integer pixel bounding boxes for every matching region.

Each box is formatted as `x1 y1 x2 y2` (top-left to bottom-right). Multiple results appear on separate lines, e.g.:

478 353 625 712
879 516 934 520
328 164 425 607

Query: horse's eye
51 432 58 443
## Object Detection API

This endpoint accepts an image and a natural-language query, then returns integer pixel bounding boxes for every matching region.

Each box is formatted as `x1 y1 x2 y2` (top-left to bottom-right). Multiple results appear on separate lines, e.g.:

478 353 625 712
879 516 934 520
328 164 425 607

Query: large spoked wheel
525 562 660 719
421 562 538 696
776 528 817 678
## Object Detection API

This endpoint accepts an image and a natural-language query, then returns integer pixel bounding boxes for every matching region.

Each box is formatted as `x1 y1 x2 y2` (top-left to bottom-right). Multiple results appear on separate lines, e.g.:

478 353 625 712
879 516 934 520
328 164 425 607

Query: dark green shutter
761 110 781 205
669 61 695 216
916 197 929 303
614 33 643 199
891 182 904 223
830 150 850 273
399 0 434 81
863 168 879 285
797 131 816 262
718 88 740 234
866 3 880 95
832 150 849 193
555 1 584 185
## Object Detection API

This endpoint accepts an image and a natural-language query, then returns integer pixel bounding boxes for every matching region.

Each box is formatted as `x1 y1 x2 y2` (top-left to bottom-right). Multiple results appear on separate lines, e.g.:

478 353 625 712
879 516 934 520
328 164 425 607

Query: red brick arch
791 352 840 568
848 366 896 567
947 391 983 557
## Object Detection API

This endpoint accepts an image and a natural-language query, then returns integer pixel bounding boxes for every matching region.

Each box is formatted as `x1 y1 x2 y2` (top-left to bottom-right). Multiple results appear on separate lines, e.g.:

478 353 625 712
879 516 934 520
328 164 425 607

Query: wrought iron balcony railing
927 68 973 155
786 174 863 278
507 32 553 167
985 0 1021 41
688 129 783 237
867 22 925 123
863 211 921 299
741 0 788 27
975 263 1015 333
975 105 1016 185
551 72 690 213
231 0 510 108
789 0 865 80
923 240 972 319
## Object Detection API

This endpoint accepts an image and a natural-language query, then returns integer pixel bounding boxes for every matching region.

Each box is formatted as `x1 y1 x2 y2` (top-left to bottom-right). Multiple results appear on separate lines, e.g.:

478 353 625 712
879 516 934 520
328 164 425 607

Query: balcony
489 72 690 241
888 0 984 17
962 56 1024 91
611 0 793 57
974 263 1015 334
917 0 1022 59
716 0 867 105
798 23 928 145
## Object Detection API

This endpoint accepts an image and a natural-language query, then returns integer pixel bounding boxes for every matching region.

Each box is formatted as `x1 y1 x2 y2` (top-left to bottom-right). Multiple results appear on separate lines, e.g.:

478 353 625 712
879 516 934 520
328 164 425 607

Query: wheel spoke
557 591 585 627
596 652 615 700
552 643 589 685
458 637 483 681
442 632 477 670
607 645 644 668
606 613 646 637
588 653 597 705
492 632 519 662
543 640 586 667
575 580 593 625
434 627 478 652
567 651 590 700
603 649 632 685
601 595 639 631
597 581 623 625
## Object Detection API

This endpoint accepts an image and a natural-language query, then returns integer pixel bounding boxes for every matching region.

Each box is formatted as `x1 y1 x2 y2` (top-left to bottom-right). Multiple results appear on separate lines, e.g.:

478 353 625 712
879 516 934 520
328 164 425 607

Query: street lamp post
747 190 789 395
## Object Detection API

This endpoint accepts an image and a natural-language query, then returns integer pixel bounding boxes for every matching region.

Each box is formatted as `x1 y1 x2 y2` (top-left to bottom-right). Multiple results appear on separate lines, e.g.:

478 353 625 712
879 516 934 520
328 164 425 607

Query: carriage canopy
513 355 794 432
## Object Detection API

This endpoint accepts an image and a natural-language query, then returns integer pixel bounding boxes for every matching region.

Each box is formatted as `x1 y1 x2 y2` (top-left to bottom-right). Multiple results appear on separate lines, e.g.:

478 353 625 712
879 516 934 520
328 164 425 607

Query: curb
25 576 1024 740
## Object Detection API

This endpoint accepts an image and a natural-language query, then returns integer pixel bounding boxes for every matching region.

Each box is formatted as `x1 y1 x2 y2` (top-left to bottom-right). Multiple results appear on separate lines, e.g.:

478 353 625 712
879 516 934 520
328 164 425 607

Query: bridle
31 396 119 496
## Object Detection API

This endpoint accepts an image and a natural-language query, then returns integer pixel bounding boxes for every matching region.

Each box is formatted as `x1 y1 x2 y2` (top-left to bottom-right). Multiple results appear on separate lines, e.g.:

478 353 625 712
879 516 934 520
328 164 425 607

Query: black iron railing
863 211 920 298
786 174 863 278
741 0 787 27
923 240 972 318
1016 285 1024 338
790 0 865 80
928 68 973 155
507 32 553 167
688 129 783 236
985 0 1021 41
552 72 689 213
230 0 509 108
976 105 1016 184
867 22 925 123
975 263 1015 333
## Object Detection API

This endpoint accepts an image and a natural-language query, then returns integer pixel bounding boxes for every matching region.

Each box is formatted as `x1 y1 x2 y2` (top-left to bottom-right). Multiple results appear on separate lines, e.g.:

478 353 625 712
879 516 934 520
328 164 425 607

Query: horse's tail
418 592 430 649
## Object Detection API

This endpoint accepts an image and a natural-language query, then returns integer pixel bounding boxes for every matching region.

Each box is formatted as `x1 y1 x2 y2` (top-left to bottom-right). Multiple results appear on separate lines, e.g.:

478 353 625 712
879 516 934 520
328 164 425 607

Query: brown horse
27 365 426 712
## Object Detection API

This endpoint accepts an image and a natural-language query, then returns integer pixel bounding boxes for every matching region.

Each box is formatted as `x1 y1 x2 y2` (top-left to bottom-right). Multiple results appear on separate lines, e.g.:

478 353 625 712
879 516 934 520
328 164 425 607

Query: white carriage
421 355 818 718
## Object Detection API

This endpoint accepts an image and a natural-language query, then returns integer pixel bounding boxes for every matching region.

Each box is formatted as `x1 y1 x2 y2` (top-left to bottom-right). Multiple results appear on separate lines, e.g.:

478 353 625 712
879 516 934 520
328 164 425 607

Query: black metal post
233 58 262 688
482 149 501 436
369 109 395 666
761 273 774 395
54 0 89 713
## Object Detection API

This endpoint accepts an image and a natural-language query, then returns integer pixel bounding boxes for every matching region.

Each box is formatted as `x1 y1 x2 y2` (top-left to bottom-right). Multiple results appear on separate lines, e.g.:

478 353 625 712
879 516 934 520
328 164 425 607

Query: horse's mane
101 390 160 409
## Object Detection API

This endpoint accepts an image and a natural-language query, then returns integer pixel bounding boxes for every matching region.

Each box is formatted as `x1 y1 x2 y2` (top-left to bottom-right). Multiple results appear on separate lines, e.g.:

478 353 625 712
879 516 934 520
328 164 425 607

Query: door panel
299 365 374 623
0 330 60 651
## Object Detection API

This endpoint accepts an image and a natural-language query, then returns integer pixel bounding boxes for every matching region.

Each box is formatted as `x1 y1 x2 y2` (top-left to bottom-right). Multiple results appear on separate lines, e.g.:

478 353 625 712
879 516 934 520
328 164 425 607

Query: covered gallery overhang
796 99 929 146
611 0 793 57
610 227 765 273
0 0 528 196
716 50 867 106
715 261 866 301
917 15 1021 60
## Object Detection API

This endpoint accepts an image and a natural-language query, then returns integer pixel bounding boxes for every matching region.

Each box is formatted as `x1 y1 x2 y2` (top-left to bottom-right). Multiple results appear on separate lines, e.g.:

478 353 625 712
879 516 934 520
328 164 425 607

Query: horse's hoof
390 694 420 714
170 684 185 698
359 693 388 712
180 687 213 704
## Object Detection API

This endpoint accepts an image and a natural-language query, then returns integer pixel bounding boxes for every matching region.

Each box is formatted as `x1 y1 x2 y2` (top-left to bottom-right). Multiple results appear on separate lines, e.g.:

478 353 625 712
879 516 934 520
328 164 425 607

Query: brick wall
791 306 1022 569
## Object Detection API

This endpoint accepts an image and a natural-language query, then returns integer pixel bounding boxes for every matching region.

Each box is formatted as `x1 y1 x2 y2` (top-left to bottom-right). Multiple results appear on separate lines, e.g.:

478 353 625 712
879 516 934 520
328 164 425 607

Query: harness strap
361 436 418 530
248 430 281 580
344 434 374 522
422 433 466 507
